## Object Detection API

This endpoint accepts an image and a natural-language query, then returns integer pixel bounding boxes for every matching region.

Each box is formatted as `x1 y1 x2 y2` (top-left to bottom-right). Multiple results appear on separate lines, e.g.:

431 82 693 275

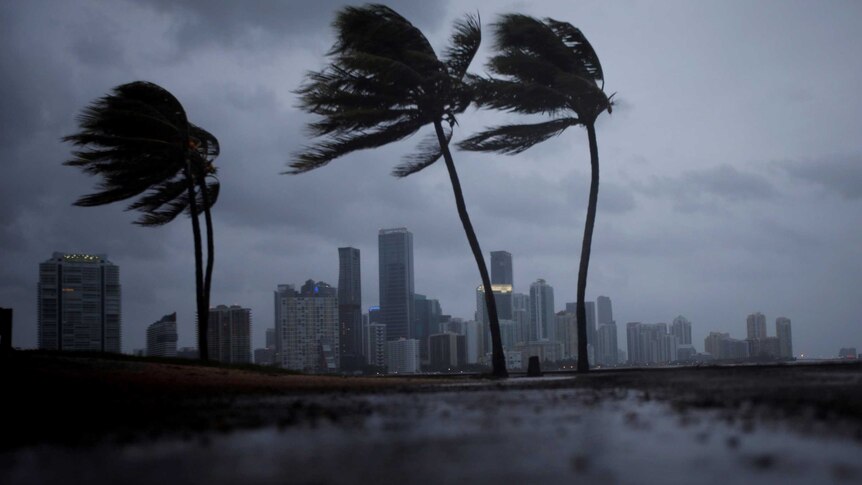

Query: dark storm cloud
2 0 861 359
133 0 448 49
779 155 862 200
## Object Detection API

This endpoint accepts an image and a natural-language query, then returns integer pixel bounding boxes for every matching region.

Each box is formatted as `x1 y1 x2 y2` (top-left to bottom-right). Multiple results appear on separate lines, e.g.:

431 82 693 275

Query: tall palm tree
290 5 508 377
459 15 612 373
64 81 220 360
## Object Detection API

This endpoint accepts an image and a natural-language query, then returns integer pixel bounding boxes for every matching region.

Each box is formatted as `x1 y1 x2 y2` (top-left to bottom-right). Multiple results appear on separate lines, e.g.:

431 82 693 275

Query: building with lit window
38 252 121 352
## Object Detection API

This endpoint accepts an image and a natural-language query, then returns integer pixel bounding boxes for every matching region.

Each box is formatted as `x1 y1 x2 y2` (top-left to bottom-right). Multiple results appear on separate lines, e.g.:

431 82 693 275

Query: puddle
2 388 860 484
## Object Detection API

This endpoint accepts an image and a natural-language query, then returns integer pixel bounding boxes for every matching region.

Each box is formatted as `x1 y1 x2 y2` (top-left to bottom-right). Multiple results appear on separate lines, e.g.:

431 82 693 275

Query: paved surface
3 381 862 484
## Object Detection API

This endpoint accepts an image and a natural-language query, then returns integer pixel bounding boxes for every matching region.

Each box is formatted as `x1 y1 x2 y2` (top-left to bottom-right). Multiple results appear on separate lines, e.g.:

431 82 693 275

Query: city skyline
2 1 861 360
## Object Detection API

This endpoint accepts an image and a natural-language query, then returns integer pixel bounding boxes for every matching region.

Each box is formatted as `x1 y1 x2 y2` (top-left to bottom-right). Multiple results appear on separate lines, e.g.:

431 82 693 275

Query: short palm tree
459 15 612 373
64 81 220 360
290 4 508 377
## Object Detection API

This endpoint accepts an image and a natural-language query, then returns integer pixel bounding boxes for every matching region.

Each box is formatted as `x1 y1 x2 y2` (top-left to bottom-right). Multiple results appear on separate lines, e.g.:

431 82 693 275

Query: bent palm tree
459 15 612 373
64 81 220 360
290 5 508 377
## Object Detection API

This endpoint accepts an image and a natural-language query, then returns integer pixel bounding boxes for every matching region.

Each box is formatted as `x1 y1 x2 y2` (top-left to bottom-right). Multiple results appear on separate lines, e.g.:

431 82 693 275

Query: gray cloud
779 155 862 200
1 0 861 359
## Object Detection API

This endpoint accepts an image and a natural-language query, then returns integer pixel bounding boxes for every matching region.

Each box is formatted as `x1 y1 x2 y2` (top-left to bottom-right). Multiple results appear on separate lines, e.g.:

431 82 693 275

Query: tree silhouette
459 14 612 373
64 81 220 360
290 4 508 377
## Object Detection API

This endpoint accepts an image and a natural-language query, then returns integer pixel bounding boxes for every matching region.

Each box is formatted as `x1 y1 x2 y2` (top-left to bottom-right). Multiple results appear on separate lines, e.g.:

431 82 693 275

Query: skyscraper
596 296 613 325
476 283 513 355
490 251 513 285
597 322 618 366
207 305 252 364
38 252 121 352
776 317 793 359
414 294 442 362
338 247 363 367
275 281 339 372
671 316 692 345
378 228 414 341
746 312 767 340
529 279 555 341
512 293 530 344
146 312 177 357
566 300 596 346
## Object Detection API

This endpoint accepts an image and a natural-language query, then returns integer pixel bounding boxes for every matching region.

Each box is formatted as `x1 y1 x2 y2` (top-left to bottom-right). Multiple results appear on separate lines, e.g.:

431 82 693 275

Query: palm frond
392 125 452 177
289 118 423 174
443 13 481 80
458 118 579 154
468 75 570 115
544 18 604 87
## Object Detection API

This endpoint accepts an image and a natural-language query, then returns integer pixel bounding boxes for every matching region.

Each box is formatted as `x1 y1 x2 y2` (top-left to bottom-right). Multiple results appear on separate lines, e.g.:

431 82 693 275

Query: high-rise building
566 301 597 346
38 252 121 352
671 316 692 346
596 322 618 366
490 251 513 285
387 338 420 374
596 296 613 325
705 331 749 360
378 228 414 342
414 294 442 362
366 322 387 367
626 322 676 365
207 305 251 364
554 311 577 359
338 247 363 367
746 312 767 340
275 281 339 372
476 283 513 355
529 279 555 341
428 332 466 371
146 312 177 357
776 317 792 359
512 293 530 344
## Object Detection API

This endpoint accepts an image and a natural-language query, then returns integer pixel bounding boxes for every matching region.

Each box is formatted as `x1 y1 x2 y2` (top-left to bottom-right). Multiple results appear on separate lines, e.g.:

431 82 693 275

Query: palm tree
290 5 508 377
64 81 220 360
458 15 612 373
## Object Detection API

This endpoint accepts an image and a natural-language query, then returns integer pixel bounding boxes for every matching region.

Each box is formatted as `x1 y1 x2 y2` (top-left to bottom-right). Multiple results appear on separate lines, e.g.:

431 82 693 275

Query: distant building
490 251 513 285
387 338 420 374
275 281 339 373
627 322 676 365
38 252 121 352
207 305 251 364
517 340 563 364
776 317 793 359
176 347 198 359
567 301 597 348
839 347 857 359
414 294 442 362
554 311 577 360
379 228 414 341
704 332 749 360
671 316 692 346
596 322 618 366
746 312 767 340
748 336 781 359
254 347 275 365
476 283 514 356
512 293 530 344
146 312 177 358
428 332 466 371
529 279 555 341
463 320 481 364
596 296 613 325
338 247 363 369
365 322 387 368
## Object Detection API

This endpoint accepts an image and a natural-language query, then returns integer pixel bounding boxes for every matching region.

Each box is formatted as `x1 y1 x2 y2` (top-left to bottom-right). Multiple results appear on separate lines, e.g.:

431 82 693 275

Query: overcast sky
2 0 861 358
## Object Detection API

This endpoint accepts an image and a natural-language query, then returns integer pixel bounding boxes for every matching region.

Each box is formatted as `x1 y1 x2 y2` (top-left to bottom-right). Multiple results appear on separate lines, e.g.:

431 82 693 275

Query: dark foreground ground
2 352 862 484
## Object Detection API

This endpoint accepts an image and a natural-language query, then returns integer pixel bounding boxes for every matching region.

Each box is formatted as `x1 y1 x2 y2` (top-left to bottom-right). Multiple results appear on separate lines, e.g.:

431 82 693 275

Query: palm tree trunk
184 162 208 361
576 123 600 373
197 176 215 344
434 120 508 378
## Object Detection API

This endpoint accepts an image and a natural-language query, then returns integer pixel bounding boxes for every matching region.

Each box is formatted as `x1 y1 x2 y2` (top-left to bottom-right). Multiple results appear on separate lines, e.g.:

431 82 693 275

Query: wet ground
2 353 862 484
